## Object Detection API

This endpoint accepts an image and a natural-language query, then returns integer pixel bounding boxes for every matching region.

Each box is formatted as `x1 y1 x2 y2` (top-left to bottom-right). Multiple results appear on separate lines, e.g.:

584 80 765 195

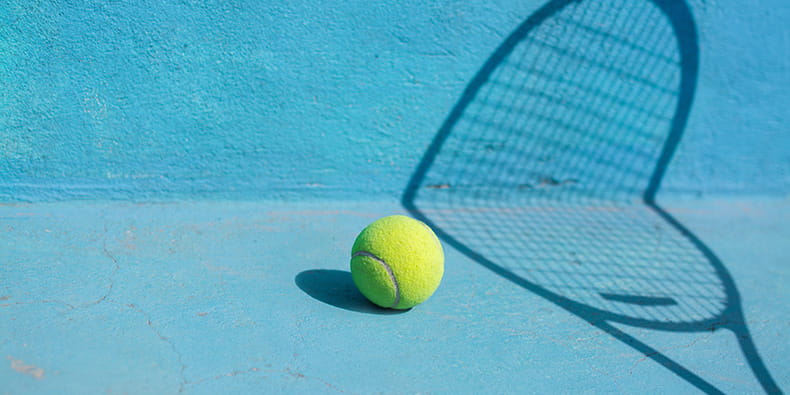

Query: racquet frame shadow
402 0 781 393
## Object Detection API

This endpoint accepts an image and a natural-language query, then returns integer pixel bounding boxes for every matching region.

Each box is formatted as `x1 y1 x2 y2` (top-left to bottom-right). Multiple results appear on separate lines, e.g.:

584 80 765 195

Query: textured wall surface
1 0 788 201
661 0 790 197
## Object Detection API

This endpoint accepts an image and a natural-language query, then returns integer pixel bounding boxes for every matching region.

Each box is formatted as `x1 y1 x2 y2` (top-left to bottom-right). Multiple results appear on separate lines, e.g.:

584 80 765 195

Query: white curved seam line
353 251 400 308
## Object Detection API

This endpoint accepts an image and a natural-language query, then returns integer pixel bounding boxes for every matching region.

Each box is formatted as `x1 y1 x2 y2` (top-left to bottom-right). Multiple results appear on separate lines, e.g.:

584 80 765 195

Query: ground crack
86 223 120 307
186 367 264 387
0 300 76 310
628 333 712 374
124 303 188 392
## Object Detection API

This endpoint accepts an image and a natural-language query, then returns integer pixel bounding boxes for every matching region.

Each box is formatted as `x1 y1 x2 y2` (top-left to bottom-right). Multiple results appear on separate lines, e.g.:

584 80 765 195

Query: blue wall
661 0 790 197
1 0 788 201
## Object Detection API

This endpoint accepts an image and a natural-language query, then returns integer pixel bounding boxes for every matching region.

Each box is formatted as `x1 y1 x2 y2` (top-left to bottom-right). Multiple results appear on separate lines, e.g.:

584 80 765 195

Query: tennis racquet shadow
402 0 782 393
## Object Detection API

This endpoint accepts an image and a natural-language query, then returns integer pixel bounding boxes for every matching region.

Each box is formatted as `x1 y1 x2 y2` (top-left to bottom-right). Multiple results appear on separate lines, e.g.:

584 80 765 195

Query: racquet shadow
402 0 781 393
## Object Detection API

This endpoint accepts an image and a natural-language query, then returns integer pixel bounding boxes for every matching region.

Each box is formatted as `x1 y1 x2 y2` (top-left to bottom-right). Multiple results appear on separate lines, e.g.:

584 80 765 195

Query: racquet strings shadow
402 0 781 393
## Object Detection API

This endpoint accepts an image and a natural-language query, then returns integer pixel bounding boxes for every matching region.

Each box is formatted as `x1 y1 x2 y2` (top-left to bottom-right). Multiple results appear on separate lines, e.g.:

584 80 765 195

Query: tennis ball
350 215 444 309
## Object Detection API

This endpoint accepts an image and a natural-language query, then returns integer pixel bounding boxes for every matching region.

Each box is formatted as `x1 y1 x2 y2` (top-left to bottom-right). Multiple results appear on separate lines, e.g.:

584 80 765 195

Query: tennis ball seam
352 250 401 308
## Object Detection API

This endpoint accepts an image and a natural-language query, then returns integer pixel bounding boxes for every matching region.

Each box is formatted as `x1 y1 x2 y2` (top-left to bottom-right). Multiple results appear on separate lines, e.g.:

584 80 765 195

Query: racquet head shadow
402 0 781 393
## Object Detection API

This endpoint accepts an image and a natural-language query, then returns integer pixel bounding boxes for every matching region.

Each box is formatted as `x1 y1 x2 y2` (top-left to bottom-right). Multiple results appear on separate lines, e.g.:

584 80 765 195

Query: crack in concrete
185 366 356 394
2 222 119 311
187 367 266 387
82 222 120 307
628 333 713 374
80 244 119 308
284 368 355 394
0 300 76 310
586 364 626 393
123 303 188 393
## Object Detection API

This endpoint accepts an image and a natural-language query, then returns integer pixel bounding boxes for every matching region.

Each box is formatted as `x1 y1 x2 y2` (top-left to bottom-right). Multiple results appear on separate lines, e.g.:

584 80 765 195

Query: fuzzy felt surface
351 215 444 309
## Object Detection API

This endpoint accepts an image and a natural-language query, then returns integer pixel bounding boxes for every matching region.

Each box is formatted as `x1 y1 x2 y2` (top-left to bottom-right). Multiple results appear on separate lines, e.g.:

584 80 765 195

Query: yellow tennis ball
350 215 444 309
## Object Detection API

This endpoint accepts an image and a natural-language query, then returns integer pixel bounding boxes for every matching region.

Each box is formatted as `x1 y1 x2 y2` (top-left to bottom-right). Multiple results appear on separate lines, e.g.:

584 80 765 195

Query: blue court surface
1 0 789 393
1 199 788 393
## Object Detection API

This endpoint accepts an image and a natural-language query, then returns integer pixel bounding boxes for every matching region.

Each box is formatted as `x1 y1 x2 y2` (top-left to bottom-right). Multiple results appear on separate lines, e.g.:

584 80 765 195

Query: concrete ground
1 198 788 394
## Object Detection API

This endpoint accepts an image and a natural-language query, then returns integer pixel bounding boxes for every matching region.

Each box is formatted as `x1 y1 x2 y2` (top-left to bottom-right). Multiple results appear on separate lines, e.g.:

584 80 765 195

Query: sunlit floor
1 198 787 394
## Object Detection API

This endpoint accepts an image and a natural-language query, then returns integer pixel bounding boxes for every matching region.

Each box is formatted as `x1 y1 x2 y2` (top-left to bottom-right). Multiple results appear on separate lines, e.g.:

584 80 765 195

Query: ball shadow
295 269 409 315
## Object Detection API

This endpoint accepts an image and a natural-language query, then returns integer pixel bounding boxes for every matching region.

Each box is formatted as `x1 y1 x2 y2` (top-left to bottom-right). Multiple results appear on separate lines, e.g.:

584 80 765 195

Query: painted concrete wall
1 0 788 201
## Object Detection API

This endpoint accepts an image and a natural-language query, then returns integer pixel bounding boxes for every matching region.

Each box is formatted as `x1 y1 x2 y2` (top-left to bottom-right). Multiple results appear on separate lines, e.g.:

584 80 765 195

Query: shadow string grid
403 0 782 393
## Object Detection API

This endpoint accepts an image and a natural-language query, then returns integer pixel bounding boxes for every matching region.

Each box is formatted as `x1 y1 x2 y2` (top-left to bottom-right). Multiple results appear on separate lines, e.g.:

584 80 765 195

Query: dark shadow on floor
295 269 408 315
402 0 782 393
